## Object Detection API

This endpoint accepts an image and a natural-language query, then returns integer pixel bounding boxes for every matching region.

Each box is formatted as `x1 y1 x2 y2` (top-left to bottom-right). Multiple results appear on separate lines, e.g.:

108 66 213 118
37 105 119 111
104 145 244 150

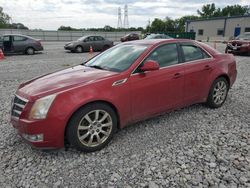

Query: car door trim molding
131 42 214 76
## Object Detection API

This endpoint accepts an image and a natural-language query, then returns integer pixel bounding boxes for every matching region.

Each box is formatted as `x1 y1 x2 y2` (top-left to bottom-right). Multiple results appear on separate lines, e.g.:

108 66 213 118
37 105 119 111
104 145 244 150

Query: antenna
117 7 122 28
124 4 129 29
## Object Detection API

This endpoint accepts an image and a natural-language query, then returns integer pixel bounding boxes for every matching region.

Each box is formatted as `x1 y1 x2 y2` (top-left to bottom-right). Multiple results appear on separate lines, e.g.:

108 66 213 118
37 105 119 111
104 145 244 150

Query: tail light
36 40 42 46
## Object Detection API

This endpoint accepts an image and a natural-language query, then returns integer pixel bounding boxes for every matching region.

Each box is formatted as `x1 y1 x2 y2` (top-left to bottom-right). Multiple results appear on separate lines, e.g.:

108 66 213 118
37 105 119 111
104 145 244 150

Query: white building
186 15 250 41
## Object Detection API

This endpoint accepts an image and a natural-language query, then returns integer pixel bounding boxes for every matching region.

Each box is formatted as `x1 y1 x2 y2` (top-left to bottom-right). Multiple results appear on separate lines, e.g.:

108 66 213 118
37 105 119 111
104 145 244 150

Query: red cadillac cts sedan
11 39 237 152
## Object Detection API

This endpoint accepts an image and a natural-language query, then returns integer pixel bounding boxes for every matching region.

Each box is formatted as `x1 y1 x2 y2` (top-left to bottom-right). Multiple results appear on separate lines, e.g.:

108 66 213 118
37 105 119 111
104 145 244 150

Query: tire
102 45 110 51
225 47 228 53
206 77 229 108
26 47 35 55
66 103 117 152
75 46 83 53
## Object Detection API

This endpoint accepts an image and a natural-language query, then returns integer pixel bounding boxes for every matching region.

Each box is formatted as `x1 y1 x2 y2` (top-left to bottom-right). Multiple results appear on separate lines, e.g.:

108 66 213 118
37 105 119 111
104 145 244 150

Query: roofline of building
186 14 250 23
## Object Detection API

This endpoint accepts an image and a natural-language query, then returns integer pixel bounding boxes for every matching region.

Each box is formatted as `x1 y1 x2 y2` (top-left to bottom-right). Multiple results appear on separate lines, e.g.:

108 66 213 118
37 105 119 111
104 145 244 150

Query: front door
84 36 97 51
129 43 184 121
0 35 3 50
3 35 13 52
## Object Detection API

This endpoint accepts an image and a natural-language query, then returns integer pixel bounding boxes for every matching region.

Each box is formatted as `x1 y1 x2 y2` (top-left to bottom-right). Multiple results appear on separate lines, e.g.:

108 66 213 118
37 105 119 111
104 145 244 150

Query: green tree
103 25 114 31
164 16 176 32
197 3 250 18
0 6 11 28
10 23 28 29
150 18 166 33
58 25 79 31
221 5 250 16
176 15 199 32
197 3 220 18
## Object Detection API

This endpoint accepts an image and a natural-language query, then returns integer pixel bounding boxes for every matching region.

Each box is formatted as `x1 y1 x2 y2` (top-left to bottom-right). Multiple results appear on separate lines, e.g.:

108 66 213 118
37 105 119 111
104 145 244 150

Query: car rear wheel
75 46 83 53
206 77 229 108
26 47 35 55
66 103 117 152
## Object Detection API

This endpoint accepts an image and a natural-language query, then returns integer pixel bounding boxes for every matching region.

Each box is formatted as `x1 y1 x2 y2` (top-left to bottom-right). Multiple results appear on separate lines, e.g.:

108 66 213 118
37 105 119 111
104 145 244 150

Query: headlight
29 94 56 119
67 43 73 47
241 43 250 47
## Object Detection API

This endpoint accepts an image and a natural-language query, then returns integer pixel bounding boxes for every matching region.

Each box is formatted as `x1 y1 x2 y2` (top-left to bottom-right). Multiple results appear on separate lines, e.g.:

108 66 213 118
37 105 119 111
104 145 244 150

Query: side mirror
140 60 160 72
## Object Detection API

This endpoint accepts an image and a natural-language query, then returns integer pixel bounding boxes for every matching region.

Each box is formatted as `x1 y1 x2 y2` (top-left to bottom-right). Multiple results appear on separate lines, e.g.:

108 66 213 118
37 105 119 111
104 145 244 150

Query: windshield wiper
88 65 105 70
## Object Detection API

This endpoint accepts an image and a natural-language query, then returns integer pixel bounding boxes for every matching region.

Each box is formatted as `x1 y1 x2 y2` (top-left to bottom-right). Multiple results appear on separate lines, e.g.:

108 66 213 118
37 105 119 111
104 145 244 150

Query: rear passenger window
13 36 27 41
86 36 94 41
95 36 104 41
145 43 179 68
181 44 210 62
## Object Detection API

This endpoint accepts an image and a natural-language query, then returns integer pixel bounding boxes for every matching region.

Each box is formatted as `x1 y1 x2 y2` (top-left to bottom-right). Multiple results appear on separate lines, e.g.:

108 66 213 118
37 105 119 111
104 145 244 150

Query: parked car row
1 32 250 56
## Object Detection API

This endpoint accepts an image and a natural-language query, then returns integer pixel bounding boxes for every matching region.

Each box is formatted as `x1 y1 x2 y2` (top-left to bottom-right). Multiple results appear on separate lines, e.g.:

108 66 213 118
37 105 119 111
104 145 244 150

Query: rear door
179 42 215 105
12 35 28 52
94 36 104 51
129 43 184 121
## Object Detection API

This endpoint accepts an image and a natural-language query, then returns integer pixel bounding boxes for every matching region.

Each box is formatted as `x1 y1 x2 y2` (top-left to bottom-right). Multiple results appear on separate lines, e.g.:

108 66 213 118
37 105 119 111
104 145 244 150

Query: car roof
1 34 37 39
82 35 103 37
124 38 194 45
3 34 29 37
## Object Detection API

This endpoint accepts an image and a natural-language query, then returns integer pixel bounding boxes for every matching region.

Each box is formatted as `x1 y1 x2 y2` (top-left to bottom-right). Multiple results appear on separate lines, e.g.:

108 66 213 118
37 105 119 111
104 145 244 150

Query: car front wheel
225 47 228 53
66 103 117 152
75 46 83 53
206 77 229 108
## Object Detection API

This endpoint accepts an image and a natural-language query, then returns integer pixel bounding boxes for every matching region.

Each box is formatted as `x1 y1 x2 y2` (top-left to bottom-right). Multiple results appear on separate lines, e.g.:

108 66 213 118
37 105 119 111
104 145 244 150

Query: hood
228 40 250 44
65 41 77 45
18 65 118 99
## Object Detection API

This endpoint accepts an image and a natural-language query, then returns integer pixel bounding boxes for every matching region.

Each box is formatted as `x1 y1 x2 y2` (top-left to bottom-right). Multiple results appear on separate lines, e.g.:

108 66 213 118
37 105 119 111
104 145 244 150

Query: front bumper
64 45 74 50
227 44 250 54
11 116 65 149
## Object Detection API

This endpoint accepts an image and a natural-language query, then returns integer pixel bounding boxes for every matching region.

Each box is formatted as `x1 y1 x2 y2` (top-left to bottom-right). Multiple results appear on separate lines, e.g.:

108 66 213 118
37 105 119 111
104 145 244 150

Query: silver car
0 34 43 55
64 35 113 53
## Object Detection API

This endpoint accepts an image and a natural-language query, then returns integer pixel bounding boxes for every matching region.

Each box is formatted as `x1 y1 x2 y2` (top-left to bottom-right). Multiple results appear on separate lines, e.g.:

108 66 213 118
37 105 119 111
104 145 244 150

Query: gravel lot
0 42 249 187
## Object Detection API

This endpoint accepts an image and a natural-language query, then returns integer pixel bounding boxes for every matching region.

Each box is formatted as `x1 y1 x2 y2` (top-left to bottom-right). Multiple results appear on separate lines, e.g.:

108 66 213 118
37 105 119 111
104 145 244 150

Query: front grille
232 43 242 47
11 95 28 119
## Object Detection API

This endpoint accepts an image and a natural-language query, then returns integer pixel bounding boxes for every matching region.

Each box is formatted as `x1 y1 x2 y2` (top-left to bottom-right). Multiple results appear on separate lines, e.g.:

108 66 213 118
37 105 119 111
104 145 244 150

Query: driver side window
3 36 10 42
145 43 179 68
134 43 179 74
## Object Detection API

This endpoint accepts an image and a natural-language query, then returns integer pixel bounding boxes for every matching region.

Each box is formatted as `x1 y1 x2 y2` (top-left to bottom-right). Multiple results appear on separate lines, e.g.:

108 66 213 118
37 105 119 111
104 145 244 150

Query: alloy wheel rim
76 47 82 52
77 110 112 147
28 48 33 54
213 81 227 105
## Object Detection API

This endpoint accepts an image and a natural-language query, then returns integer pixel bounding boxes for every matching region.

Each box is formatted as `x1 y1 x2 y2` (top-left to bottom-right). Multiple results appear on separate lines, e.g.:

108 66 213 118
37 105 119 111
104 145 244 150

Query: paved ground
0 42 249 187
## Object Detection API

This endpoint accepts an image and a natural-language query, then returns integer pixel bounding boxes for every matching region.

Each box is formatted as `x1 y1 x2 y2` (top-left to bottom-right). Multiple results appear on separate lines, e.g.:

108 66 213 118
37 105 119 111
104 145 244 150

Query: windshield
235 34 250 40
145 34 157 39
85 44 148 72
77 36 87 41
145 34 171 39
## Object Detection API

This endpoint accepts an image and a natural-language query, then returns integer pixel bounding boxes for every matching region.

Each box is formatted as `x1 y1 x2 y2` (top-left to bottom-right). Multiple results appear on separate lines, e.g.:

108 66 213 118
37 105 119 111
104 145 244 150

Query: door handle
204 65 211 70
173 73 182 79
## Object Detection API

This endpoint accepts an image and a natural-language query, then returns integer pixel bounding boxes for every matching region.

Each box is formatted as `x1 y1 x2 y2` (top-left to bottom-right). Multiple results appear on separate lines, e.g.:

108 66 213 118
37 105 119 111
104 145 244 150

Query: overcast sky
1 0 249 30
